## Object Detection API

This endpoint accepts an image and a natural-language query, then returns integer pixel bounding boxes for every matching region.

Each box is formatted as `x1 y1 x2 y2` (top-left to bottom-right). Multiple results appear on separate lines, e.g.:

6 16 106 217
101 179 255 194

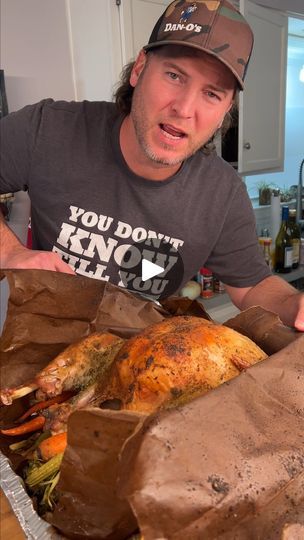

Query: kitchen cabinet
114 0 288 176
238 0 288 175
116 0 171 65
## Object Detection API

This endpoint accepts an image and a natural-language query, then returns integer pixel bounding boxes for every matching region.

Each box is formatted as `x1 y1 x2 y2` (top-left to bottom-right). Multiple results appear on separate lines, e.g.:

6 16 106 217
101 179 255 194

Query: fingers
294 313 304 332
54 258 76 274
34 252 76 274
294 296 304 332
294 319 304 332
2 247 76 275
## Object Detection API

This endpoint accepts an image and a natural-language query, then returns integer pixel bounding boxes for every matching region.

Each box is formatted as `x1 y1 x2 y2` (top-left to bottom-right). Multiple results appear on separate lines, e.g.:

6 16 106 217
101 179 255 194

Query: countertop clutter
199 268 304 323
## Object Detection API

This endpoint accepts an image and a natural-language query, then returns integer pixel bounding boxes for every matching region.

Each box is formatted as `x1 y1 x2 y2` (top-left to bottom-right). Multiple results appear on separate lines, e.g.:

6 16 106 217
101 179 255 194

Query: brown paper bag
0 269 168 391
225 305 301 355
50 336 304 540
0 269 303 539
0 270 212 389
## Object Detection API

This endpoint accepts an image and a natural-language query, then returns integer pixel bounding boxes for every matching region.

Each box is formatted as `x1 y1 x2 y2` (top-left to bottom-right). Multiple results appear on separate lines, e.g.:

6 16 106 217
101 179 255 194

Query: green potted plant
279 185 293 202
256 181 278 206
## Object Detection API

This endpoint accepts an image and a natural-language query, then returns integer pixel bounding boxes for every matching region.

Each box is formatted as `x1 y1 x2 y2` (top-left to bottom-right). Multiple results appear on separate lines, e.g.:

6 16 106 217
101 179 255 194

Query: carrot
0 415 45 436
38 432 67 461
17 391 74 422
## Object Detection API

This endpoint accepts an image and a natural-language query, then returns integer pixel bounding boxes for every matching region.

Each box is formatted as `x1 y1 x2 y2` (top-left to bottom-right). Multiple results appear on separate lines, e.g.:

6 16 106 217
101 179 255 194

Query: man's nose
170 89 197 118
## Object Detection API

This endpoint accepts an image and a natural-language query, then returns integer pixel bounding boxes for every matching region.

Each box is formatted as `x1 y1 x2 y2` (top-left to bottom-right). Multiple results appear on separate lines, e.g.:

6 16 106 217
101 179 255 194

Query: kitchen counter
199 267 304 323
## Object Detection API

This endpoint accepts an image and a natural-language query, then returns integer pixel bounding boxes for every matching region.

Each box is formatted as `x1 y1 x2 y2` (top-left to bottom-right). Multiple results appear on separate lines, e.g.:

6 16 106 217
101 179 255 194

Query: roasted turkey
1 316 268 426
102 315 268 414
0 332 124 405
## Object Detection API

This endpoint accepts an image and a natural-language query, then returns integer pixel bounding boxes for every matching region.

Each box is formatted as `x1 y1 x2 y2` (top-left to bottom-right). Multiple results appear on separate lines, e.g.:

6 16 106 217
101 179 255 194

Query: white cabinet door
118 0 171 65
238 0 287 175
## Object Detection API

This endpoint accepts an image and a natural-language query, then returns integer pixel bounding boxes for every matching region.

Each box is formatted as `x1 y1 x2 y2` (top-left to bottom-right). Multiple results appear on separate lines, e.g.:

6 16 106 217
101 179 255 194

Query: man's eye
205 91 221 101
167 71 180 81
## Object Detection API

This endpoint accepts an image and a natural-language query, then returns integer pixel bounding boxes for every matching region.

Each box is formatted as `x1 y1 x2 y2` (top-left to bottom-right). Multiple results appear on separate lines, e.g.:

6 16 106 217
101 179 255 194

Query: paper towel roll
270 191 281 241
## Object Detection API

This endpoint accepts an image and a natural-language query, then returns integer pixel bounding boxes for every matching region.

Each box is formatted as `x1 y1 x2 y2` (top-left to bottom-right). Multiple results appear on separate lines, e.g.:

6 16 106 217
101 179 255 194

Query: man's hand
226 275 304 331
294 294 304 332
2 243 75 274
0 212 75 274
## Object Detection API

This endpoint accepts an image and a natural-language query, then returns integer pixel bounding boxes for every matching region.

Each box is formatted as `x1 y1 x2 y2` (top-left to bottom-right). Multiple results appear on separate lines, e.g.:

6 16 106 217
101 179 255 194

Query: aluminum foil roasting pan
1 451 63 540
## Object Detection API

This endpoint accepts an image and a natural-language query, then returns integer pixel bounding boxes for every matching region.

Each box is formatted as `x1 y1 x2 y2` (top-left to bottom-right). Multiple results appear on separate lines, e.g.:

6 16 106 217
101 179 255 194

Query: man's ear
130 49 147 87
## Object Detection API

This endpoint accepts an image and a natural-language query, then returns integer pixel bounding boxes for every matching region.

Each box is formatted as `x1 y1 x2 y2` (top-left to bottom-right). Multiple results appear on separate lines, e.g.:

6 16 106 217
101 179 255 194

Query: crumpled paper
0 269 303 540
224 305 302 355
51 337 304 540
0 270 211 390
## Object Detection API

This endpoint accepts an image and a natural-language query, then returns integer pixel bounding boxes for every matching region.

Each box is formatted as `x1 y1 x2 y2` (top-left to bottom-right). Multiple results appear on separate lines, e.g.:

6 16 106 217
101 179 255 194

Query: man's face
128 47 236 168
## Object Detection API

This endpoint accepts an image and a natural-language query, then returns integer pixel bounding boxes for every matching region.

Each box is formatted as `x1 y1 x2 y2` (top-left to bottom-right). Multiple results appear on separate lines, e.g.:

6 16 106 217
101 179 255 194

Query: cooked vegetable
9 431 51 456
38 432 67 461
42 380 101 433
17 391 74 422
25 452 64 489
41 470 61 509
0 415 45 436
9 438 37 452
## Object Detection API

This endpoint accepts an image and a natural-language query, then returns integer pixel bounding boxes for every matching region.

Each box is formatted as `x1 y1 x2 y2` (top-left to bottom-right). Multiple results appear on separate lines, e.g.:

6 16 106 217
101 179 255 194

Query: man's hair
114 60 135 116
113 50 238 155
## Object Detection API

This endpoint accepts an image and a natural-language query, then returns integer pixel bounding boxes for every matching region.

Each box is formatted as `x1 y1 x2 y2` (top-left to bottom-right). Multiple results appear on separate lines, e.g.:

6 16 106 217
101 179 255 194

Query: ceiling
253 0 304 17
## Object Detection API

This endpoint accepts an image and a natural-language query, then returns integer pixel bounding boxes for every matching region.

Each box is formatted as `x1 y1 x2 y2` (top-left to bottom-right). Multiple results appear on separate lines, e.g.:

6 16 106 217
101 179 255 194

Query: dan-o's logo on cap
179 2 198 23
164 21 202 34
164 2 202 34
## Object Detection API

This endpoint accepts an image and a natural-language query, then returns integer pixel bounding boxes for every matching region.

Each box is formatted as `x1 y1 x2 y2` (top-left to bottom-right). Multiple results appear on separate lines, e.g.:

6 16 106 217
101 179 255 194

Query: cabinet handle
243 142 251 150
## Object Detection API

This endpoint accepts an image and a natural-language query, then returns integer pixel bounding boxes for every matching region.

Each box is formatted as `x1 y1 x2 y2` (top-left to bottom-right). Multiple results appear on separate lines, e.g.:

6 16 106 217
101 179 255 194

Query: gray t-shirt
0 99 271 295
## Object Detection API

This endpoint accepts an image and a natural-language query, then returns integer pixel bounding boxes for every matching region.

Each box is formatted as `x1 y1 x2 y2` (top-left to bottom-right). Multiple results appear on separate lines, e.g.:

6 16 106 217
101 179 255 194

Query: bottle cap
200 267 213 276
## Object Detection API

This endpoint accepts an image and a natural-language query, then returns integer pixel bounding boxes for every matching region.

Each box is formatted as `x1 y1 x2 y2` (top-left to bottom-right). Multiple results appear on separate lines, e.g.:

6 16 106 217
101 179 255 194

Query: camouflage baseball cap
143 0 254 89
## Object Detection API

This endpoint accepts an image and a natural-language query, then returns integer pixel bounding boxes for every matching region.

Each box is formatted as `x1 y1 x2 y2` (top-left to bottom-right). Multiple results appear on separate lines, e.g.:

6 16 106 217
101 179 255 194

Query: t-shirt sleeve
206 180 272 287
0 99 54 193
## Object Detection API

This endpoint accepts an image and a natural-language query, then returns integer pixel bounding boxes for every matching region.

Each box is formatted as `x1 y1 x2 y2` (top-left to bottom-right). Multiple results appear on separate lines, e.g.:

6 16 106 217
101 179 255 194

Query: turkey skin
107 315 268 413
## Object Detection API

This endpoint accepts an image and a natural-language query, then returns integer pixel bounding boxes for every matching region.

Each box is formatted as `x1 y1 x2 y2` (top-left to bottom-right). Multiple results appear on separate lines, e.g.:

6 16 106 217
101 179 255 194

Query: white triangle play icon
142 259 164 282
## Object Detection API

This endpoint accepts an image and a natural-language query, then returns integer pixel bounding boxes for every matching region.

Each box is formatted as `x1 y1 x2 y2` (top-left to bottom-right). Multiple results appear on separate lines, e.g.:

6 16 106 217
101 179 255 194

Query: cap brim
143 41 244 90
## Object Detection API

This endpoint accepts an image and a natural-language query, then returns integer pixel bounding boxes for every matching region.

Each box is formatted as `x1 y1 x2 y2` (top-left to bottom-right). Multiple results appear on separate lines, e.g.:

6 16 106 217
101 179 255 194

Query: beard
130 84 208 167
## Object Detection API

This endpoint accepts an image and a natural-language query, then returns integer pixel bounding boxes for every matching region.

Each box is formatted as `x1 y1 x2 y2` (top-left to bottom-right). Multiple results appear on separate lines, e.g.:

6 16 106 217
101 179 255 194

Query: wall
0 0 122 330
0 0 121 112
0 0 75 328
0 0 75 112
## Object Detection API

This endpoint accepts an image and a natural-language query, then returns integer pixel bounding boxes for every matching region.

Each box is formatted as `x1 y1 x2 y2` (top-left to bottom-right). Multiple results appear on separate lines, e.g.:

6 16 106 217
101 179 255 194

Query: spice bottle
262 237 273 271
200 268 214 298
213 278 226 294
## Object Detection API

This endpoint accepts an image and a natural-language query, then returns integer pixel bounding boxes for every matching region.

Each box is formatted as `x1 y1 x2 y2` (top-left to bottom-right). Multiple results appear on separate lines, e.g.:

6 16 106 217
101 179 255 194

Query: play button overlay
118 238 184 301
142 259 164 281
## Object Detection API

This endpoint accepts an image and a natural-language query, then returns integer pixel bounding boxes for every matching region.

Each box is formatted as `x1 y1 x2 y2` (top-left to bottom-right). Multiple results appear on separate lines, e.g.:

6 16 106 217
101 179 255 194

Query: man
0 0 303 330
